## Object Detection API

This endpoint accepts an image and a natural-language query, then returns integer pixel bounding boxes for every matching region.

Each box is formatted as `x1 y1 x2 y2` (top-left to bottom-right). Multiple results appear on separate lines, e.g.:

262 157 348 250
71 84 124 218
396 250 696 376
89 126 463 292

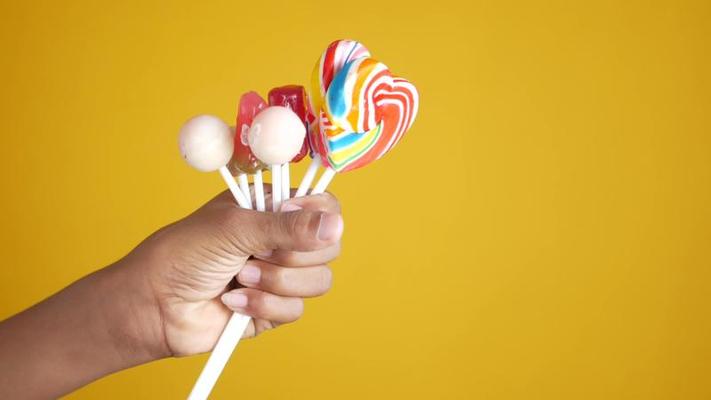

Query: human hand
121 190 343 358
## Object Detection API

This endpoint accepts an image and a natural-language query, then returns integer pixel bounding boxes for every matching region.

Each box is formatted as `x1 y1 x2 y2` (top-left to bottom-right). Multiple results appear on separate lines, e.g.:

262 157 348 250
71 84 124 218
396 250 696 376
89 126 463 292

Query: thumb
235 205 343 255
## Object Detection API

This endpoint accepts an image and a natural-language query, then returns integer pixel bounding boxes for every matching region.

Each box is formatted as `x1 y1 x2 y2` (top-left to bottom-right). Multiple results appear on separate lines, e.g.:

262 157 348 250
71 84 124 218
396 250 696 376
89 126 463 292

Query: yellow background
1 0 709 398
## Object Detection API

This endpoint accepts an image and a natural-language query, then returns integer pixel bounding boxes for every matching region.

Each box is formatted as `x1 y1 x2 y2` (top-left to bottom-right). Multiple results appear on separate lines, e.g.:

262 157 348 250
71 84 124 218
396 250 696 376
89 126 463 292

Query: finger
240 318 283 338
260 243 341 267
205 198 342 256
253 192 342 265
281 192 341 214
221 288 304 323
241 207 342 254
237 260 333 297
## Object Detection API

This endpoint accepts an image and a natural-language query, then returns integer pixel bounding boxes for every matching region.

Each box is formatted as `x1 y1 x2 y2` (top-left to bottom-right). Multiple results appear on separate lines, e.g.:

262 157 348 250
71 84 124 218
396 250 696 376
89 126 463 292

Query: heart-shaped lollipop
296 39 374 195
301 40 419 194
321 57 419 172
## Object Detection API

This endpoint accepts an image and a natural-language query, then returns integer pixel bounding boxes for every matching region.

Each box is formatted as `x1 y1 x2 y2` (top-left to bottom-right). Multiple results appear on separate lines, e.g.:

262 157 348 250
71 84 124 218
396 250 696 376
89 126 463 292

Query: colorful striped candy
311 40 419 172
310 39 371 119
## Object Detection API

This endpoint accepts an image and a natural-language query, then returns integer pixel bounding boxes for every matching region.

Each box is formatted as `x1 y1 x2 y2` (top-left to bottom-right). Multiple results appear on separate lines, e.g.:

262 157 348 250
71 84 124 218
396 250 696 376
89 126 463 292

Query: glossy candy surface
311 40 419 172
247 106 306 165
179 115 233 172
267 85 310 163
229 92 267 175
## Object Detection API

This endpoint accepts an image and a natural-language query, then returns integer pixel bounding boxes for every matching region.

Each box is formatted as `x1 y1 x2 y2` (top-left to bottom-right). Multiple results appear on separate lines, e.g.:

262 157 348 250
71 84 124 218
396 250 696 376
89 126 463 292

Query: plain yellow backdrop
1 0 710 399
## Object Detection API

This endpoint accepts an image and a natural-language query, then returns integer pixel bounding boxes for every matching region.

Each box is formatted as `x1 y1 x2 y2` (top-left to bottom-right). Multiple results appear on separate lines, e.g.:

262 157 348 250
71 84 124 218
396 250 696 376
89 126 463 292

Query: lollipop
247 106 306 211
178 115 251 209
302 40 420 194
267 85 310 201
229 92 268 211
296 40 371 195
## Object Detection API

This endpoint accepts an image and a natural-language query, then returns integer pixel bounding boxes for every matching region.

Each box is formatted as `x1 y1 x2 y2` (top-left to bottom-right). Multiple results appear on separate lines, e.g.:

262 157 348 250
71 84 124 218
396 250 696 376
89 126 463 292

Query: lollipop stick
310 167 336 195
271 165 282 211
281 163 290 201
187 312 251 400
237 174 253 209
253 170 265 212
295 155 321 197
218 166 251 209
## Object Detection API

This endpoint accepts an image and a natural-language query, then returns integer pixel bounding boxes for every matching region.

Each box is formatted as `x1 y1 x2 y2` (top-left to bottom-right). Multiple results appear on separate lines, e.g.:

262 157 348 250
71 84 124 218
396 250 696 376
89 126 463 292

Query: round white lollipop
247 106 306 210
181 115 254 399
184 111 304 400
178 114 250 208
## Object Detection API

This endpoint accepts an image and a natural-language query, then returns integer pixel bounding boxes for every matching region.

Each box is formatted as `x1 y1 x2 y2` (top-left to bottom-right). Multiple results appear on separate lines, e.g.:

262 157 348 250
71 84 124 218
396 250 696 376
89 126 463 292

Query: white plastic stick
253 170 265 212
271 165 282 211
218 166 251 209
187 312 251 400
281 163 290 201
295 156 320 197
237 174 252 209
310 167 336 195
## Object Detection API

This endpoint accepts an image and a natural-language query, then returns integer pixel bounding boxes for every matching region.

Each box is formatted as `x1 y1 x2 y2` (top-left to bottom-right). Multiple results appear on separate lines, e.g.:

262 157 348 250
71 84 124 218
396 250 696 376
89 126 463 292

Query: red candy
229 91 267 175
267 85 309 163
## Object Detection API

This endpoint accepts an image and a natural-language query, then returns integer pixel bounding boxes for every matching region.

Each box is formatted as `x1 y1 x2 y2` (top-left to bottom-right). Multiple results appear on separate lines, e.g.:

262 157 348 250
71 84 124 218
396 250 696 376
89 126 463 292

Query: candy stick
271 164 282 211
310 166 336 195
295 155 321 197
218 168 251 209
236 173 253 209
281 163 290 201
253 170 265 211
248 106 306 212
188 313 250 400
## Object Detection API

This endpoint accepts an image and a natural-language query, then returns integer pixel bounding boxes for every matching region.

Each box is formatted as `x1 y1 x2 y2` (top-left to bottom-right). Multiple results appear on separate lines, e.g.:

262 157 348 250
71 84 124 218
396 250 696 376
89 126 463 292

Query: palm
144 199 258 356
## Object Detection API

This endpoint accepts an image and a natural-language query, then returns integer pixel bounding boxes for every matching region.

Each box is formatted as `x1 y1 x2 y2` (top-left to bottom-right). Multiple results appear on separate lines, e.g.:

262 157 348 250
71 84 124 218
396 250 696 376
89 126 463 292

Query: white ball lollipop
247 106 306 210
181 115 253 400
178 114 250 208
184 110 304 400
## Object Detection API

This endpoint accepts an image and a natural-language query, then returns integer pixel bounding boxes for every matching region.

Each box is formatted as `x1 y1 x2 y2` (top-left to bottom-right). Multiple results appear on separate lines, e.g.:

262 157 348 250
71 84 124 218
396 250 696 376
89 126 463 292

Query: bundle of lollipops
179 39 419 400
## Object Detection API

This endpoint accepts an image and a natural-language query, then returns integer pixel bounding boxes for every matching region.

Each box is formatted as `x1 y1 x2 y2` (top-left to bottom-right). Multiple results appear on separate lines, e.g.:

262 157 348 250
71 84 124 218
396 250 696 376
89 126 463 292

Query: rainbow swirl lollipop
299 39 419 194
321 57 418 172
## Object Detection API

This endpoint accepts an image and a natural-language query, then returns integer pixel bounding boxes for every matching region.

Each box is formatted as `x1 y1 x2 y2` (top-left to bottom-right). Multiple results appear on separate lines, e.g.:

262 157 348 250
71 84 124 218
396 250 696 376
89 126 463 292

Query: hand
122 190 343 357
0 189 343 399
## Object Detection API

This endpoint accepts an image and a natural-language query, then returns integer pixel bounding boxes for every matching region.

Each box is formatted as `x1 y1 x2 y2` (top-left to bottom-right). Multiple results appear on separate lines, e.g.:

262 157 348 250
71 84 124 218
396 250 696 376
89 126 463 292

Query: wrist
97 258 172 365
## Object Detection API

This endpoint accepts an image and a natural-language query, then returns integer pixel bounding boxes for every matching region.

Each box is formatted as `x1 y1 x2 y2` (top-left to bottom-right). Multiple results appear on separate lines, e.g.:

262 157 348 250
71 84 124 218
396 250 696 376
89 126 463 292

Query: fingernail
222 292 248 308
239 264 261 284
317 213 343 241
280 202 302 212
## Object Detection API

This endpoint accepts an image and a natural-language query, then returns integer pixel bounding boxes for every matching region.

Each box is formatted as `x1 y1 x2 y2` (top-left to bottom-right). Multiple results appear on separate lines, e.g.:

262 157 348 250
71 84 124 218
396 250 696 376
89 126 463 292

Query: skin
0 190 343 399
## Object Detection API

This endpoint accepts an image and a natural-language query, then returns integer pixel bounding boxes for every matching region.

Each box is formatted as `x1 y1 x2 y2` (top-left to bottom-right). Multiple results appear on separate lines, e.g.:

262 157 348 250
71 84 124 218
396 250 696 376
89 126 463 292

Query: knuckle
219 210 263 253
267 267 288 291
248 292 268 314
275 250 300 266
281 211 320 245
